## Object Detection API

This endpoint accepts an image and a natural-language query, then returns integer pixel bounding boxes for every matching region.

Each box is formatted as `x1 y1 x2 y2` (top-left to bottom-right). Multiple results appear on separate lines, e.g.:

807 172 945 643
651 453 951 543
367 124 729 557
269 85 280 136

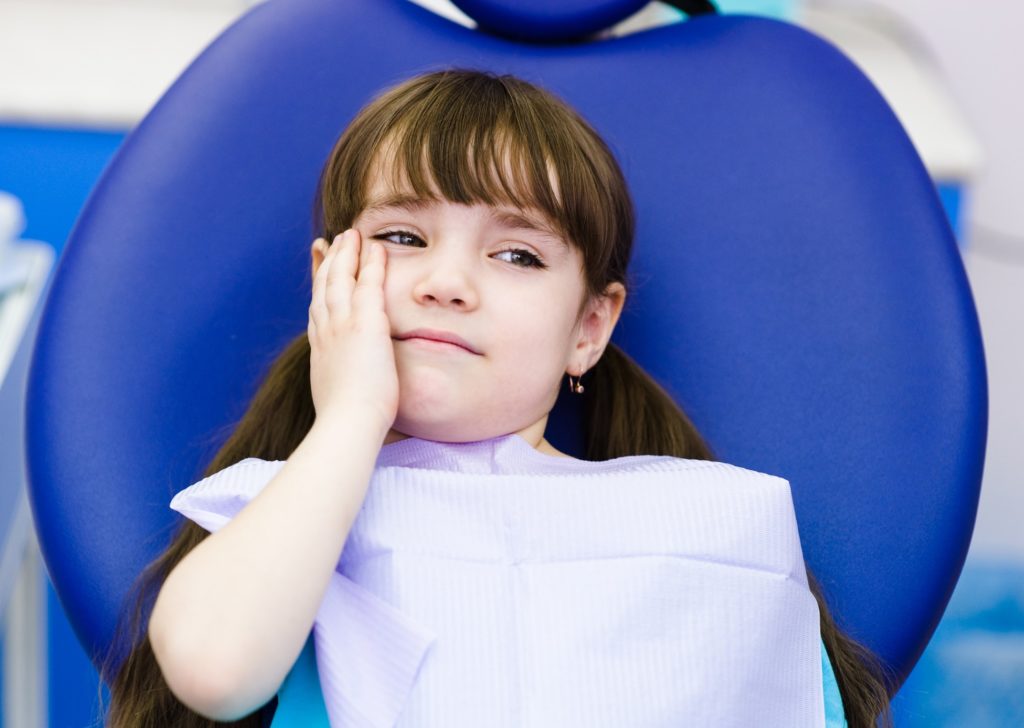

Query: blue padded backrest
26 0 986 687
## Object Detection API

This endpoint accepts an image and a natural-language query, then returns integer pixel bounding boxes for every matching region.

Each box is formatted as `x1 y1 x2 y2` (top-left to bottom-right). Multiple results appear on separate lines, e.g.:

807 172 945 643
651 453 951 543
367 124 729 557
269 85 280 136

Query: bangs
356 82 569 243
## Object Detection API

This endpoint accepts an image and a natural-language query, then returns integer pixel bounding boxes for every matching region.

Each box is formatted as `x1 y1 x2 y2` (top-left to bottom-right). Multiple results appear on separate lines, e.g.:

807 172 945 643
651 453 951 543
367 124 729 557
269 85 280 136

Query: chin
399 371 451 397
391 418 474 443
394 390 458 426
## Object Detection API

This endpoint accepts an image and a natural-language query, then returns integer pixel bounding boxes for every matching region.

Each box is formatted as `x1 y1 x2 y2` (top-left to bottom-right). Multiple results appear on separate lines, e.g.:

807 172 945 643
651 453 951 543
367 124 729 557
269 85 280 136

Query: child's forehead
362 171 547 214
362 190 539 218
360 191 565 246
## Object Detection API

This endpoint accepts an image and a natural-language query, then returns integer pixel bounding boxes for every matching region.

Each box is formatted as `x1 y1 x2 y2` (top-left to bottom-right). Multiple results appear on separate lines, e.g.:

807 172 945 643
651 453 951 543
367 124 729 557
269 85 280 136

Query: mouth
397 337 475 354
394 329 481 355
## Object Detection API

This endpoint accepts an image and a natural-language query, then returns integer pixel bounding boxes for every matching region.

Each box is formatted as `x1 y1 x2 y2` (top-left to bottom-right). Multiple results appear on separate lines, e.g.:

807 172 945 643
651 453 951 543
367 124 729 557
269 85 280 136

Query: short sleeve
822 638 849 727
269 575 438 728
312 569 436 726
270 634 330 727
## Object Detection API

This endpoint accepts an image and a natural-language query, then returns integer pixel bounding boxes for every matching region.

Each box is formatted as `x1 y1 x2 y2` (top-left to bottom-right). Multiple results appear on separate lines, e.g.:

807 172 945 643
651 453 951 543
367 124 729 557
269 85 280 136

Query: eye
374 230 424 247
495 248 547 269
372 229 548 270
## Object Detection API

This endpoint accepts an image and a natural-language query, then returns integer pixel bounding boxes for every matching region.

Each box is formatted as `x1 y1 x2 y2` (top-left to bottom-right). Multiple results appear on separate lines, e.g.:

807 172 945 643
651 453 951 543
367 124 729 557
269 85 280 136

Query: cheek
381 270 401 315
494 317 571 370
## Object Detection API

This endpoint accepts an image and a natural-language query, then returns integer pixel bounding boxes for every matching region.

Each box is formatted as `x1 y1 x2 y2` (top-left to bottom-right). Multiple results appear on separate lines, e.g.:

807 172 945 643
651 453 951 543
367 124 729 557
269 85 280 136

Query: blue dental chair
25 0 987 719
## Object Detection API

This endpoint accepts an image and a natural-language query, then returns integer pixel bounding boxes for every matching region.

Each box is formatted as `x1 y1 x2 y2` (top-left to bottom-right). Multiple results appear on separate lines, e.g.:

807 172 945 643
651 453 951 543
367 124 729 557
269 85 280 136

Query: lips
394 328 481 355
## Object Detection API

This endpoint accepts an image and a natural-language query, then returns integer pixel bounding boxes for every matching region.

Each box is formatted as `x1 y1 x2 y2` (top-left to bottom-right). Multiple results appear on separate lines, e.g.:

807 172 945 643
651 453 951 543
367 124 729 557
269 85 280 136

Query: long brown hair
100 68 897 727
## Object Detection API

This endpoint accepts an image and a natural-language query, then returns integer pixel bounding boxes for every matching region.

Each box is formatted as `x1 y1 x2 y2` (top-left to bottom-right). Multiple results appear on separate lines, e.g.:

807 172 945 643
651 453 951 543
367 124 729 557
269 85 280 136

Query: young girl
101 68 895 727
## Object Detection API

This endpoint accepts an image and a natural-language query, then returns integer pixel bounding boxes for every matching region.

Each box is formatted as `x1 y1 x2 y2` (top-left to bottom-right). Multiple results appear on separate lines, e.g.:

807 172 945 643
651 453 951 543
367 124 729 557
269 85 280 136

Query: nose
411 248 480 309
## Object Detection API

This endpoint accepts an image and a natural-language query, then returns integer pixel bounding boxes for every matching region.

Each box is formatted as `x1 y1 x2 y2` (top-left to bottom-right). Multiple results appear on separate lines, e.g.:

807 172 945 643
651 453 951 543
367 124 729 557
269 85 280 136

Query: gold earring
567 372 584 394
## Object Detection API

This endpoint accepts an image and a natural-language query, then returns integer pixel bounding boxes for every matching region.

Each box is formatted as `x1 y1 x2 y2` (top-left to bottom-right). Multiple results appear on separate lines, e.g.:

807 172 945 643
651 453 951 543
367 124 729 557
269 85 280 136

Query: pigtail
583 342 715 462
100 333 315 727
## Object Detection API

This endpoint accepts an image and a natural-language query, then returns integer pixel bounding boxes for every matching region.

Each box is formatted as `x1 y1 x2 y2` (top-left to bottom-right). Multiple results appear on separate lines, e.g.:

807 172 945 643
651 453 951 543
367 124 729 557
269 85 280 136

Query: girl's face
315 172 625 449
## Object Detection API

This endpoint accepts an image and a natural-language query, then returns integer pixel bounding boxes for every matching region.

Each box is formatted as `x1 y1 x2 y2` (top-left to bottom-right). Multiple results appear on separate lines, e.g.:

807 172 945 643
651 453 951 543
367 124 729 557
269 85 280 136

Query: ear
572 282 627 373
310 237 328 284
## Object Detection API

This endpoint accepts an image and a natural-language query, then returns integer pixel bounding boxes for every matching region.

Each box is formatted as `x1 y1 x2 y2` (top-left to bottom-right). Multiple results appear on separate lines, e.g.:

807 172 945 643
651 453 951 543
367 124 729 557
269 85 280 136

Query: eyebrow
362 193 568 250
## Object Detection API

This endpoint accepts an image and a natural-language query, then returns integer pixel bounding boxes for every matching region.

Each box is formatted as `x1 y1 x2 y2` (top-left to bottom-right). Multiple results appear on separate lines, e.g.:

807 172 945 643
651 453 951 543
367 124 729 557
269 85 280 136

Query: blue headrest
26 0 986 687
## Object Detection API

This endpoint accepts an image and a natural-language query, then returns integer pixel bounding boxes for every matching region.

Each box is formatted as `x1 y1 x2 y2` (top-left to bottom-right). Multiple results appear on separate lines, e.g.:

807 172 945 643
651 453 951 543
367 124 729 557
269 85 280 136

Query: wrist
312 406 391 444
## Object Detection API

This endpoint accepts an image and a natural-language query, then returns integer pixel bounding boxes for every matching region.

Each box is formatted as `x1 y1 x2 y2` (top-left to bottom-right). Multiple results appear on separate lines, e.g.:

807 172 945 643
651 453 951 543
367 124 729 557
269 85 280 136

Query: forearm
150 408 387 720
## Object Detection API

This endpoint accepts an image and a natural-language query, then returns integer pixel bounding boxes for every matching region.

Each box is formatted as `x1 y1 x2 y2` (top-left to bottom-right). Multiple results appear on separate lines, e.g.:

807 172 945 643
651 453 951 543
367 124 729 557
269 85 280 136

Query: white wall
855 0 1023 239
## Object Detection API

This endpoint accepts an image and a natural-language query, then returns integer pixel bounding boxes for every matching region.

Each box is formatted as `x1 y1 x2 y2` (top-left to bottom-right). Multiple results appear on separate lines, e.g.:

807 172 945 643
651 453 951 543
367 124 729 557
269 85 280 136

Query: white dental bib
170 432 825 727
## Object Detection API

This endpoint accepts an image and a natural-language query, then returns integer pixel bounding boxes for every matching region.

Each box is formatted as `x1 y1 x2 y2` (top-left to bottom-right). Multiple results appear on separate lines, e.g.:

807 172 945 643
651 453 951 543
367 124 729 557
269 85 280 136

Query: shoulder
645 456 792 491
821 638 850 727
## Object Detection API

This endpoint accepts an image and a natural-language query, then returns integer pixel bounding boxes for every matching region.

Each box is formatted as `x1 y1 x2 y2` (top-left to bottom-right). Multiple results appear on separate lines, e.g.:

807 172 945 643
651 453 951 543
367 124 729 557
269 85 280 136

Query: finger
325 229 357 319
337 228 359 280
356 228 372 280
352 241 386 314
309 236 335 337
